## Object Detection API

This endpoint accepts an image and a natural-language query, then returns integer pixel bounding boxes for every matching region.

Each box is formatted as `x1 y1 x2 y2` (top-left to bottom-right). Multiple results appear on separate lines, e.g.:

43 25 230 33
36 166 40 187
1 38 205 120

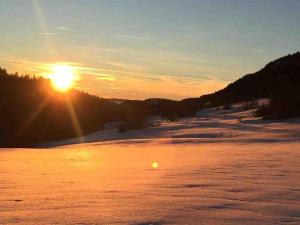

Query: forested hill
0 68 122 147
0 68 194 147
181 52 300 108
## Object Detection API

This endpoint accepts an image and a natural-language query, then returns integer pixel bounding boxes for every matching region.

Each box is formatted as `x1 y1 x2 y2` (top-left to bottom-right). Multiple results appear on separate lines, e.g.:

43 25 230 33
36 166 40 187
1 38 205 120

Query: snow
1 102 300 224
44 100 300 146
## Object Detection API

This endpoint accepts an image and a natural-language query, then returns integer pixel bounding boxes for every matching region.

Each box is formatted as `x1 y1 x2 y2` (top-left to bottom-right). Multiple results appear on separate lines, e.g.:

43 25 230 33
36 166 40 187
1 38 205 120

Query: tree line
0 68 196 147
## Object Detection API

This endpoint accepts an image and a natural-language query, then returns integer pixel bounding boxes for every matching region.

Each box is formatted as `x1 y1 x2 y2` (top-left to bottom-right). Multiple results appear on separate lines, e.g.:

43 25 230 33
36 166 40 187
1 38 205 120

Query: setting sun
49 65 77 92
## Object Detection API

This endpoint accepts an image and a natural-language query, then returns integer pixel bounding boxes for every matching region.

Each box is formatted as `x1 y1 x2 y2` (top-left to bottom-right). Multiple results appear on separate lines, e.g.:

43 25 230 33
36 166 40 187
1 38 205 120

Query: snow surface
1 103 300 224
44 100 300 147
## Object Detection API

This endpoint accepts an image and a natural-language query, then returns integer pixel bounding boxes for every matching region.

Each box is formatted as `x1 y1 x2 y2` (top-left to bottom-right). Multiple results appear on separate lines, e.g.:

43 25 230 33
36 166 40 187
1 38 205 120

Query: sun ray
14 96 50 140
31 0 56 57
66 97 84 143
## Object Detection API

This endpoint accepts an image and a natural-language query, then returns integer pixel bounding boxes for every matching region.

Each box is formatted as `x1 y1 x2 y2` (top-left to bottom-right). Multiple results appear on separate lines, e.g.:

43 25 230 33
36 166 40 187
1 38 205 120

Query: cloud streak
116 33 154 41
0 55 229 100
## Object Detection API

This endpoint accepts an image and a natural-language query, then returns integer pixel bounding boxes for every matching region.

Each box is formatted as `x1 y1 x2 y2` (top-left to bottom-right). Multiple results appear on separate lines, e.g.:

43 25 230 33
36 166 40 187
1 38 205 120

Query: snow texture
1 101 299 224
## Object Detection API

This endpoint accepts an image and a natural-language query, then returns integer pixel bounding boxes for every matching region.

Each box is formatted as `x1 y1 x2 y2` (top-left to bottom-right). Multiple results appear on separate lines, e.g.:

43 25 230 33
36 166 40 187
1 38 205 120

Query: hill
0 68 122 147
181 52 300 110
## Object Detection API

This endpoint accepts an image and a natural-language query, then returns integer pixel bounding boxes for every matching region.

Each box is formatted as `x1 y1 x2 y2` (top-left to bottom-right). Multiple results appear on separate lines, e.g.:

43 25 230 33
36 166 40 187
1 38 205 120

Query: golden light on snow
152 161 159 169
49 65 77 92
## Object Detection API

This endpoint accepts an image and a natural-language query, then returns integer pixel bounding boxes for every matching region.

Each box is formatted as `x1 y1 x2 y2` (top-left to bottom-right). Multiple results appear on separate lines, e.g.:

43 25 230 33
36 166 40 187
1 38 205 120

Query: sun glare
49 65 77 92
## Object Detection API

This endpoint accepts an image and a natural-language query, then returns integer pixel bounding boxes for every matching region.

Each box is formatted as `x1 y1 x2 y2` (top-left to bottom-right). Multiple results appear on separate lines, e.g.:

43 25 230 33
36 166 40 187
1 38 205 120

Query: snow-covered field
45 100 300 146
1 104 300 224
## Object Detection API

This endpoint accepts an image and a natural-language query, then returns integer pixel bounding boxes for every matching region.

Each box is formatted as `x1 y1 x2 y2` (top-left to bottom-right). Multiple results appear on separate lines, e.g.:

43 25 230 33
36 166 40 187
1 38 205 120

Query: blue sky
0 0 300 99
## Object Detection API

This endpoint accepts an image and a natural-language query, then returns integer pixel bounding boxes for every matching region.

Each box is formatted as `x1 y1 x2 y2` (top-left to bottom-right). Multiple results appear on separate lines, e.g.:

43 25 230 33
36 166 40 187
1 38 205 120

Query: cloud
29 32 60 36
79 71 228 100
75 46 125 53
116 33 154 41
251 48 266 55
57 26 70 31
96 76 116 81
72 43 234 81
0 57 229 100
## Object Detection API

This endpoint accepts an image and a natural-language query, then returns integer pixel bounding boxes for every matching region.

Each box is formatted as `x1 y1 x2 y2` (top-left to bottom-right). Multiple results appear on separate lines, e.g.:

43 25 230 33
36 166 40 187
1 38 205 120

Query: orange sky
1 0 299 99
1 58 229 100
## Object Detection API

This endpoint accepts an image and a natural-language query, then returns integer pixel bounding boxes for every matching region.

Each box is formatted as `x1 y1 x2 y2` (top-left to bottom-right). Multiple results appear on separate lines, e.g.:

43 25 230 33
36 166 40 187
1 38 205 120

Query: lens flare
152 161 159 169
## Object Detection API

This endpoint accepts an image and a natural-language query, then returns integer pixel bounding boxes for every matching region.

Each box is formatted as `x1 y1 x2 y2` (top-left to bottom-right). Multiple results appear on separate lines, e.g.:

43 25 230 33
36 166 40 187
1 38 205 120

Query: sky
0 0 300 100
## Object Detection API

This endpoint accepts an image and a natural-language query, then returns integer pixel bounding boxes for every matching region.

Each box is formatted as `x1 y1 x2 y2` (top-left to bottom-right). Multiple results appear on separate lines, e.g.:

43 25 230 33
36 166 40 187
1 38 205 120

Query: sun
49 65 77 92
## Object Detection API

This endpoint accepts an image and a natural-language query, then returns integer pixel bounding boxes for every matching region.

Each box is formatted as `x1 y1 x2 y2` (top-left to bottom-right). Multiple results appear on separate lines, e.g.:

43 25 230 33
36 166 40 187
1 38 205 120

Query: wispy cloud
57 26 70 31
72 44 234 81
0 56 229 100
29 32 60 36
251 48 266 55
116 33 154 41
